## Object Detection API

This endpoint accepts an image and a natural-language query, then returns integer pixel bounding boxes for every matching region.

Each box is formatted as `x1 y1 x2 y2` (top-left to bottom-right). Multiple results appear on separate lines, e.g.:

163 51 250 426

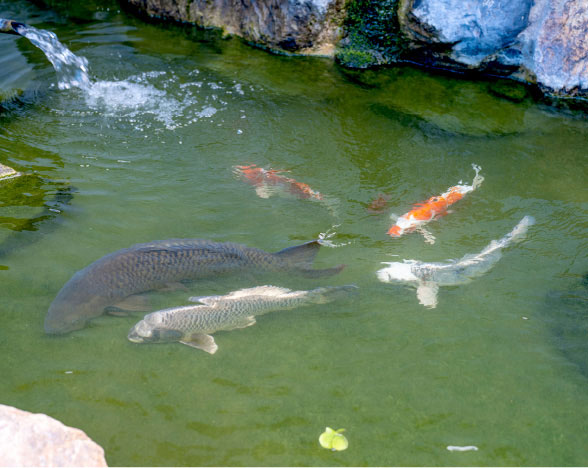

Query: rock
0 163 20 180
124 0 345 55
399 0 588 98
516 0 588 95
122 0 588 100
400 0 533 67
0 404 107 467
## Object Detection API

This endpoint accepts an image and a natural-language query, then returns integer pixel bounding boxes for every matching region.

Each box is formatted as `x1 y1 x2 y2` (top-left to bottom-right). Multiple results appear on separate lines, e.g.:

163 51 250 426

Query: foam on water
80 71 243 131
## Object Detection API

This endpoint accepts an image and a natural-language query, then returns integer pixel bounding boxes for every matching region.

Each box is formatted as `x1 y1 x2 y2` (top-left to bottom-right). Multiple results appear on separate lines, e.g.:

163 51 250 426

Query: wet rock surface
400 0 588 98
0 404 107 467
124 0 345 55
123 0 588 100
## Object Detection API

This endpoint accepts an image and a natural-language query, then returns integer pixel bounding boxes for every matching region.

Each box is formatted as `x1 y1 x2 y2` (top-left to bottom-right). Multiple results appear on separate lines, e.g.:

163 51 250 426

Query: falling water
16 24 90 90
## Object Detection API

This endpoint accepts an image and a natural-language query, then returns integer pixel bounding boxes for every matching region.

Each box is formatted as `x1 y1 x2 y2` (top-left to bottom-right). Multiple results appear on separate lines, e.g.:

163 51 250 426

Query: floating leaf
319 427 348 451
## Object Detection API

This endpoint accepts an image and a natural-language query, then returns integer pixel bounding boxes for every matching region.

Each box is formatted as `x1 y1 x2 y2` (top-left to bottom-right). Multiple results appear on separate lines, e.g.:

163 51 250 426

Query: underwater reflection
0 174 76 268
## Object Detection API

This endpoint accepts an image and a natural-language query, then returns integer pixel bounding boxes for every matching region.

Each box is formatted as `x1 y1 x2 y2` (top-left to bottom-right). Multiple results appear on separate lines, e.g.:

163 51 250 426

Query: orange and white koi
387 164 484 243
234 164 323 201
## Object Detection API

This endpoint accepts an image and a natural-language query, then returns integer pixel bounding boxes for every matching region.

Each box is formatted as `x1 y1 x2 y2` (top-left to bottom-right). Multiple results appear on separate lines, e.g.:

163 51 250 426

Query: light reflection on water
1 1 588 466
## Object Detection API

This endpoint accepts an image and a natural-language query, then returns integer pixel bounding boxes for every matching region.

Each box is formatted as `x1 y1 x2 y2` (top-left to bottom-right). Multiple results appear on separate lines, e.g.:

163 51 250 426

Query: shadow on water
544 273 588 378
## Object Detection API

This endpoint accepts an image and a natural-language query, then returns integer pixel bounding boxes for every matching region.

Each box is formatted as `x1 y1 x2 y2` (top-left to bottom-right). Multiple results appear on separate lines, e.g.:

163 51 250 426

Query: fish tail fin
471 163 484 190
309 284 358 303
275 240 322 266
275 240 345 278
299 264 346 278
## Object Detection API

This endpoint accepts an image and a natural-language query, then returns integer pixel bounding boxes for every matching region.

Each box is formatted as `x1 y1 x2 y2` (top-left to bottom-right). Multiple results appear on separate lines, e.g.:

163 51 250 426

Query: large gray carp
128 284 358 353
377 216 535 308
45 239 345 334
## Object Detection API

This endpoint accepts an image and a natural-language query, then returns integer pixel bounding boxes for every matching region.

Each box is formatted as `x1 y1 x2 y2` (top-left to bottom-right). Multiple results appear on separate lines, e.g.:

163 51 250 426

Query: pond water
1 1 587 466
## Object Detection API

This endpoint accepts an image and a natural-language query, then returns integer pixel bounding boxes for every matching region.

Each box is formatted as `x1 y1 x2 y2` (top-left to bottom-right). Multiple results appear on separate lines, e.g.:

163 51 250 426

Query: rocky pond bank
120 0 588 104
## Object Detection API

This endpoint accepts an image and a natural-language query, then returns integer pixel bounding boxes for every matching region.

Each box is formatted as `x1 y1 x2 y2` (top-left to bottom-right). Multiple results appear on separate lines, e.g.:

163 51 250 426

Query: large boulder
399 0 533 66
0 404 107 467
124 0 346 55
399 0 588 97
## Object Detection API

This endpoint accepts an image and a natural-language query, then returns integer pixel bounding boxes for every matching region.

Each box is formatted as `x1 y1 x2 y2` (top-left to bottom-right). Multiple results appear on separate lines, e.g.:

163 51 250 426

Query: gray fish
128 284 358 353
377 216 535 308
45 239 345 334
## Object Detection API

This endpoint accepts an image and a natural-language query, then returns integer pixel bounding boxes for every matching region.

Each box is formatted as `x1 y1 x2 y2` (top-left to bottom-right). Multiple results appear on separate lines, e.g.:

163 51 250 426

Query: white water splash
318 225 350 248
79 71 245 131
18 25 91 90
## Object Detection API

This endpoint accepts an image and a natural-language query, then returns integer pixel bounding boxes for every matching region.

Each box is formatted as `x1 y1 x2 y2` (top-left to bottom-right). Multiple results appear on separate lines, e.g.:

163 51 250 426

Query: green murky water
1 1 587 466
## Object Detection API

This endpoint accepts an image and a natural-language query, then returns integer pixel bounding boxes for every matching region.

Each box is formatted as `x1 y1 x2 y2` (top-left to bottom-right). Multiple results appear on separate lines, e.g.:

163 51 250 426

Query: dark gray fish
128 284 358 353
45 239 345 334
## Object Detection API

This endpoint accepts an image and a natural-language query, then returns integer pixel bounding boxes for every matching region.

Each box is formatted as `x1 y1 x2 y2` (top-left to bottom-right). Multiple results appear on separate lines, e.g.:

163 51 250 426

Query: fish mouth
44 318 87 335
127 334 145 343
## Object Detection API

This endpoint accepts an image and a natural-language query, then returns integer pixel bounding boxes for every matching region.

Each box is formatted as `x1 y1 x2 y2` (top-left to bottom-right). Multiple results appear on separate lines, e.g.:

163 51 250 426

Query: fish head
387 225 403 237
127 314 183 344
377 262 418 283
44 287 107 334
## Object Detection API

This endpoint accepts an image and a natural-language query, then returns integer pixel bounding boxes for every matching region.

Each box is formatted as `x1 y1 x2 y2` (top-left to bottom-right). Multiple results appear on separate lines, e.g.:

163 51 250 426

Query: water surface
1 1 587 466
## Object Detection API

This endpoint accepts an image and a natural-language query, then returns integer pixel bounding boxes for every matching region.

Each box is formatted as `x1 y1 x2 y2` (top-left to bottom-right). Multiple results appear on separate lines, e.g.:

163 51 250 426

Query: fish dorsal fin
188 286 293 305
180 334 218 354
416 281 439 308
275 240 321 267
188 295 223 305
225 285 292 298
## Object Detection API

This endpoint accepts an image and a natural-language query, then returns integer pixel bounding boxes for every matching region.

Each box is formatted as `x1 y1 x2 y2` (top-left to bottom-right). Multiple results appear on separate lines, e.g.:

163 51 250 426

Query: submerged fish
128 284 358 353
234 164 323 201
45 239 345 334
377 216 535 308
367 193 391 214
388 164 484 244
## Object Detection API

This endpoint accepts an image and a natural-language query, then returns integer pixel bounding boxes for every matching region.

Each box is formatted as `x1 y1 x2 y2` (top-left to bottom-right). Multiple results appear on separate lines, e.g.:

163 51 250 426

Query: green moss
336 0 404 68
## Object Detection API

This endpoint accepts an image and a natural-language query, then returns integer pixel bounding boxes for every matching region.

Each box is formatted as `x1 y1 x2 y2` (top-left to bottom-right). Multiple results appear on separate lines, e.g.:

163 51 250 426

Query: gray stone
516 0 588 94
399 0 588 97
400 0 533 66
0 163 20 180
0 404 107 467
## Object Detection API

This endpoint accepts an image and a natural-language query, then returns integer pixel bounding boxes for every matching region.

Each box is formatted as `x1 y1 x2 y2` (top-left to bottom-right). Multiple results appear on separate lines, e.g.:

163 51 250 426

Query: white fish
128 284 358 353
377 216 535 308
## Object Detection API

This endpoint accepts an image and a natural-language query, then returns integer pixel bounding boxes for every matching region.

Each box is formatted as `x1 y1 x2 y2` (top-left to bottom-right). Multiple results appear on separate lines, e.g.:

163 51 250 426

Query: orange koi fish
388 164 483 243
234 164 323 201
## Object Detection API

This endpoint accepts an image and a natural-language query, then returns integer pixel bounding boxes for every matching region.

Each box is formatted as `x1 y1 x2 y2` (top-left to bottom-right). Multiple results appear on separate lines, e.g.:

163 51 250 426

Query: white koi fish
377 216 535 308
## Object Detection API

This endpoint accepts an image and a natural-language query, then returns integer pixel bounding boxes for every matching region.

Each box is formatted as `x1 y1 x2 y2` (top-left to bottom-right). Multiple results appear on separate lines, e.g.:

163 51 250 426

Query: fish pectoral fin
159 282 189 292
104 306 131 317
109 294 152 312
188 295 222 305
180 334 218 354
416 282 439 308
225 316 257 331
255 184 273 198
416 227 436 245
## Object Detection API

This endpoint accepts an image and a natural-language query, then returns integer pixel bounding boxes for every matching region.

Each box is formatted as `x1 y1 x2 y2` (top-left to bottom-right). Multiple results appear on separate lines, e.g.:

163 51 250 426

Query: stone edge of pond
0 403 108 467
112 0 588 109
